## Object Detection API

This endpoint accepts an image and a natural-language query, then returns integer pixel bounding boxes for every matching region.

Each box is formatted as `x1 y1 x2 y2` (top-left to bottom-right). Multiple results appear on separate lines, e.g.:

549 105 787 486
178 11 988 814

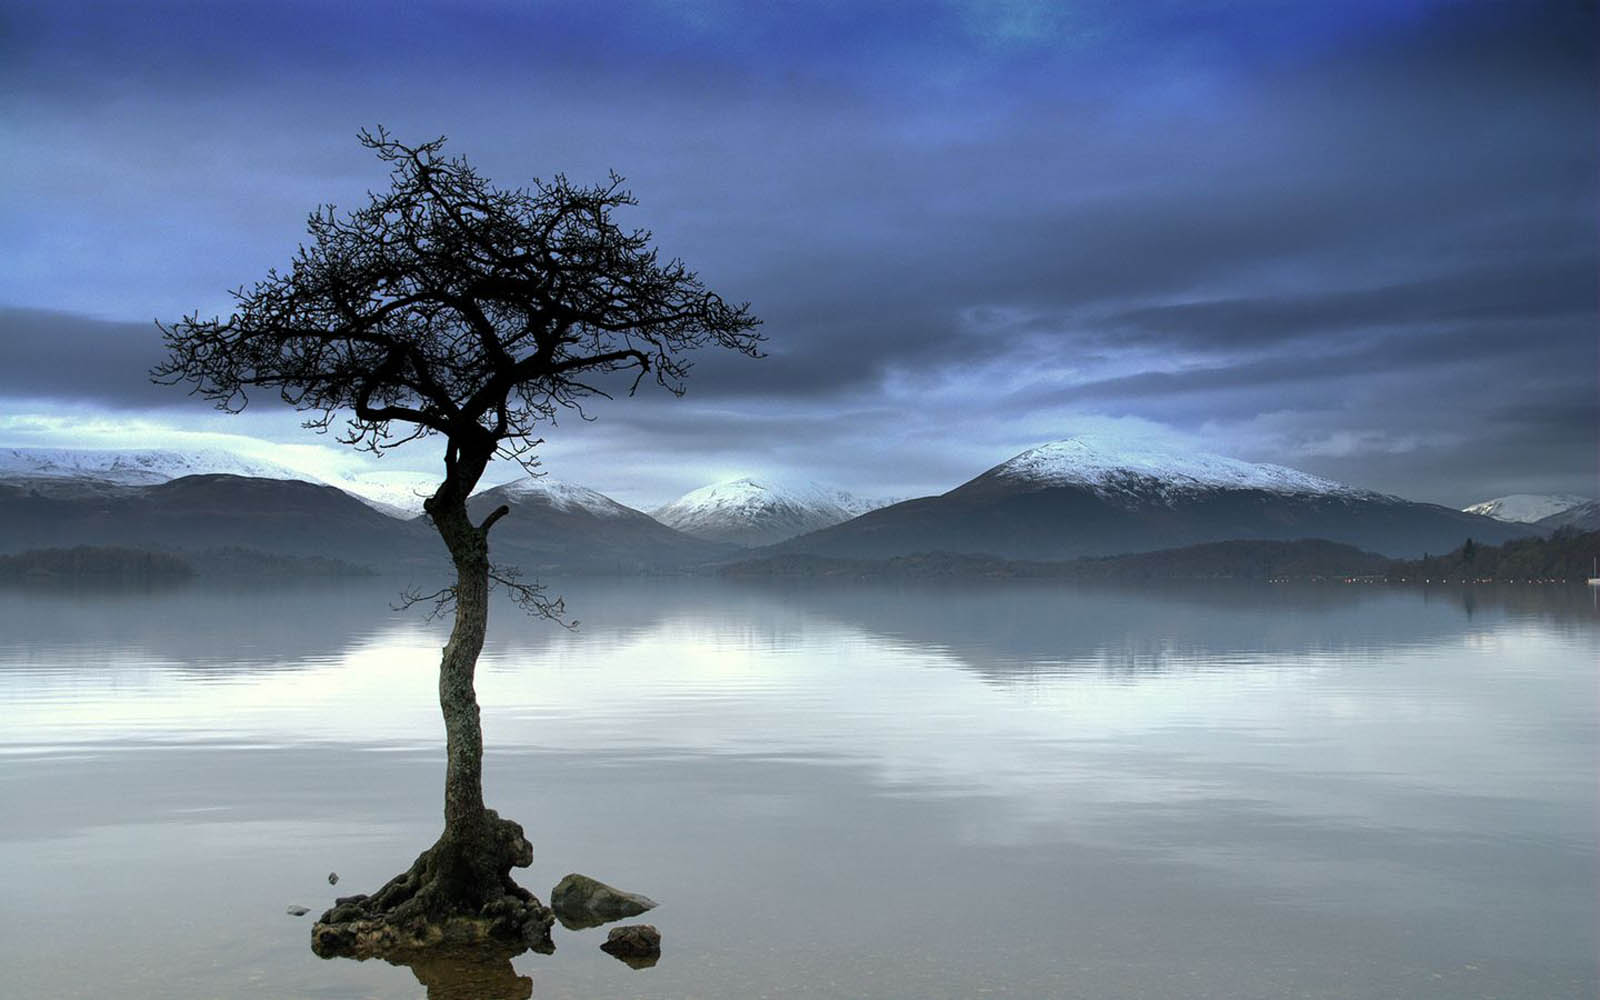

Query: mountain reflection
647 579 1598 682
0 579 409 670
1 575 1590 685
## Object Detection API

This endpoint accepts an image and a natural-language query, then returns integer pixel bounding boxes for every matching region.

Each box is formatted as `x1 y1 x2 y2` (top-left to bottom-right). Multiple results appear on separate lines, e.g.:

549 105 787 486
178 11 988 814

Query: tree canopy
155 127 762 478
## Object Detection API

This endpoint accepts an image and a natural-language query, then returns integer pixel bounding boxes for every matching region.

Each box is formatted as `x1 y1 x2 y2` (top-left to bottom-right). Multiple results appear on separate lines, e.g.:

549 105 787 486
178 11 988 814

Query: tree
155 129 761 956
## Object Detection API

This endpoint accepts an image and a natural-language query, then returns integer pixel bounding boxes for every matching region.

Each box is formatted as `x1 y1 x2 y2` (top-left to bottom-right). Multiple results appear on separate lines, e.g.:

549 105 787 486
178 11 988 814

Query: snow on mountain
324 470 444 519
1461 494 1590 524
987 436 1374 503
487 476 641 518
0 447 312 486
333 472 650 522
1532 499 1600 533
767 435 1532 562
654 477 897 547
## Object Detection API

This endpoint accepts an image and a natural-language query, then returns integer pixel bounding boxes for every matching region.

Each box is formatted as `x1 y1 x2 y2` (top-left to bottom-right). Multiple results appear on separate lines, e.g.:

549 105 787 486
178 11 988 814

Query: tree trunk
311 455 553 959
433 490 490 846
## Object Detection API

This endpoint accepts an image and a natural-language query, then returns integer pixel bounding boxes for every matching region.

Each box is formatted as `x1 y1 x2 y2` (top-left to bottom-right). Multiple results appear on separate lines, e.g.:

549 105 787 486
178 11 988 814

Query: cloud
0 0 1592 506
0 309 173 407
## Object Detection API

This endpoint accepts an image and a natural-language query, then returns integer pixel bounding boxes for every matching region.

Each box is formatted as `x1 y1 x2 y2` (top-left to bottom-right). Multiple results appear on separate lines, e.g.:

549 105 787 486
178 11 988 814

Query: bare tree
155 128 761 956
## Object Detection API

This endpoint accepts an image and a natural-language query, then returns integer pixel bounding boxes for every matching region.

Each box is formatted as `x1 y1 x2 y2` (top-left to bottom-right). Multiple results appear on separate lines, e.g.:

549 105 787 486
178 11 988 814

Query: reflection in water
0 578 1594 999
2 575 1591 684
733 578 1600 681
606 949 659 970
363 945 532 1000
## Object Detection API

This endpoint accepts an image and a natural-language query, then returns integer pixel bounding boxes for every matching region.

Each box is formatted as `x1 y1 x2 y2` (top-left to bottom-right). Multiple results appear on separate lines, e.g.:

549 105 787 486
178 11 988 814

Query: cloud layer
1 0 1593 506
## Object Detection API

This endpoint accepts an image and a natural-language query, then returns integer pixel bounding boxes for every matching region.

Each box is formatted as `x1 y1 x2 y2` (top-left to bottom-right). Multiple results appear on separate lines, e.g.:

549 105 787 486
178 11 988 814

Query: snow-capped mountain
991 437 1376 502
487 477 641 519
768 435 1531 560
653 477 898 548
1462 494 1591 524
0 447 309 486
468 475 730 572
331 471 668 522
1534 500 1600 533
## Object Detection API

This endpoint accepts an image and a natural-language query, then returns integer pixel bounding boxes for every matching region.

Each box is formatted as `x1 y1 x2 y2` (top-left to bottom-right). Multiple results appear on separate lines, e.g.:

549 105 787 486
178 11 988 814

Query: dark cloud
1099 260 1595 350
0 0 1593 505
0 308 172 407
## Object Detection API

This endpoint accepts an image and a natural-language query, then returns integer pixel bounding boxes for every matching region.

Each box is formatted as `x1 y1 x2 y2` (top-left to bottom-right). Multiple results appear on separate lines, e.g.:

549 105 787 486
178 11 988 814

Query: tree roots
311 809 554 960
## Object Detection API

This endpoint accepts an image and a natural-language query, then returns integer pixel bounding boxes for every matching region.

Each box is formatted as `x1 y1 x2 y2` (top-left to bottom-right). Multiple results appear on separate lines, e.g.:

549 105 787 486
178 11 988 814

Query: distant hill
0 474 442 572
0 470 728 577
768 436 1532 561
722 538 1393 583
653 477 897 547
0 442 1563 578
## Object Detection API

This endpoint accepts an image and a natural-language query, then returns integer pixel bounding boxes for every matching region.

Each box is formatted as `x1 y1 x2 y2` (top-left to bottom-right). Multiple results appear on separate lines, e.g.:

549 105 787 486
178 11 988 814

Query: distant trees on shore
1389 528 1600 582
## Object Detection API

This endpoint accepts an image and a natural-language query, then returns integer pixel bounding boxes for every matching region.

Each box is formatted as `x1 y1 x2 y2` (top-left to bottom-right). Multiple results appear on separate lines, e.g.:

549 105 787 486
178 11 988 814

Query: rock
599 923 660 968
309 810 555 961
287 905 310 916
550 873 657 929
328 872 340 885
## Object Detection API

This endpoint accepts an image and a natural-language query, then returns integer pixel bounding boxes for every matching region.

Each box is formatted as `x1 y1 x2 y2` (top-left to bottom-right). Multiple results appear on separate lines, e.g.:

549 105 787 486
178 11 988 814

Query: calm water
1 578 1595 999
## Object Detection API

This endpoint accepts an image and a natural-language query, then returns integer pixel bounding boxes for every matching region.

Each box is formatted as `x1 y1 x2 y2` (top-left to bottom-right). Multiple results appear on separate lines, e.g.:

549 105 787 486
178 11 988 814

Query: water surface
1 579 1594 998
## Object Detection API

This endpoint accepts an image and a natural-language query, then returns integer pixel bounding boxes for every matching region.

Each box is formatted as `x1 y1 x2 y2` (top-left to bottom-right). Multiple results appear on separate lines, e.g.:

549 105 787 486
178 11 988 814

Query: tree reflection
368 945 534 1000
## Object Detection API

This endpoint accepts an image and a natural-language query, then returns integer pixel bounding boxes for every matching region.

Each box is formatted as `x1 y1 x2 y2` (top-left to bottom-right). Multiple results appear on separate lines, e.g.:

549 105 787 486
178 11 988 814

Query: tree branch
479 504 511 535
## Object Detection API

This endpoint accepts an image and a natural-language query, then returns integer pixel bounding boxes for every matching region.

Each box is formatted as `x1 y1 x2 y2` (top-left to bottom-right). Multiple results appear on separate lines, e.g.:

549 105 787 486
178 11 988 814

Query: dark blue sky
1 0 1593 507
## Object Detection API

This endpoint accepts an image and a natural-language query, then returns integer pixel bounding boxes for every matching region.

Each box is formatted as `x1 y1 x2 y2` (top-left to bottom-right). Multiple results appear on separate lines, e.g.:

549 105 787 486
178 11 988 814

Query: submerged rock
328 872 340 885
287 905 310 917
549 873 657 929
599 924 660 968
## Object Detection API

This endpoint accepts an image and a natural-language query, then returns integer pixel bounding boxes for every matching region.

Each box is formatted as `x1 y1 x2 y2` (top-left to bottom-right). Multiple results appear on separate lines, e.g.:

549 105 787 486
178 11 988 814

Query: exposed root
311 809 554 960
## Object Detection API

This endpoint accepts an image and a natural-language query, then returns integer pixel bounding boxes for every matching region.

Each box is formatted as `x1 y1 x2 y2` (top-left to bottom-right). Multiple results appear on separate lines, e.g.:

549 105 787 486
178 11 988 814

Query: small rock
328 872 339 885
286 905 310 917
550 873 656 929
600 923 660 967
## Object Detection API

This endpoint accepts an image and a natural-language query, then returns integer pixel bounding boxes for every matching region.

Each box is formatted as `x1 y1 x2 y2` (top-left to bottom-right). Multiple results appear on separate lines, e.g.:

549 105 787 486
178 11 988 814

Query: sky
0 0 1594 509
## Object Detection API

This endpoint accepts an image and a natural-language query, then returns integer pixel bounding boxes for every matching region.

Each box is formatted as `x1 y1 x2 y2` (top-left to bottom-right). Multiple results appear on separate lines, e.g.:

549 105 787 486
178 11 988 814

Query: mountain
0 445 459 521
653 477 897 547
1462 494 1591 524
0 473 441 571
1534 500 1600 533
0 446 309 485
0 445 729 574
467 476 734 573
767 436 1534 561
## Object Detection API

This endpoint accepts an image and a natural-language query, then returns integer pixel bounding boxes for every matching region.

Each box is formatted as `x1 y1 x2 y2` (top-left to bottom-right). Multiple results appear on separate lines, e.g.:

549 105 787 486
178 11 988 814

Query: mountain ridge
766 436 1532 561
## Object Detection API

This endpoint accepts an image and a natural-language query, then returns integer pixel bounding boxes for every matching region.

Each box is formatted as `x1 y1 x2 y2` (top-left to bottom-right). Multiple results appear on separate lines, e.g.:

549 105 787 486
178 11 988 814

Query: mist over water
1 579 1594 998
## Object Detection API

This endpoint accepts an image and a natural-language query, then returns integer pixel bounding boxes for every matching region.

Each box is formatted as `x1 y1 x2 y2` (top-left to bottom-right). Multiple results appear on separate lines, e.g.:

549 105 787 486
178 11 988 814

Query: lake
1 578 1594 998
